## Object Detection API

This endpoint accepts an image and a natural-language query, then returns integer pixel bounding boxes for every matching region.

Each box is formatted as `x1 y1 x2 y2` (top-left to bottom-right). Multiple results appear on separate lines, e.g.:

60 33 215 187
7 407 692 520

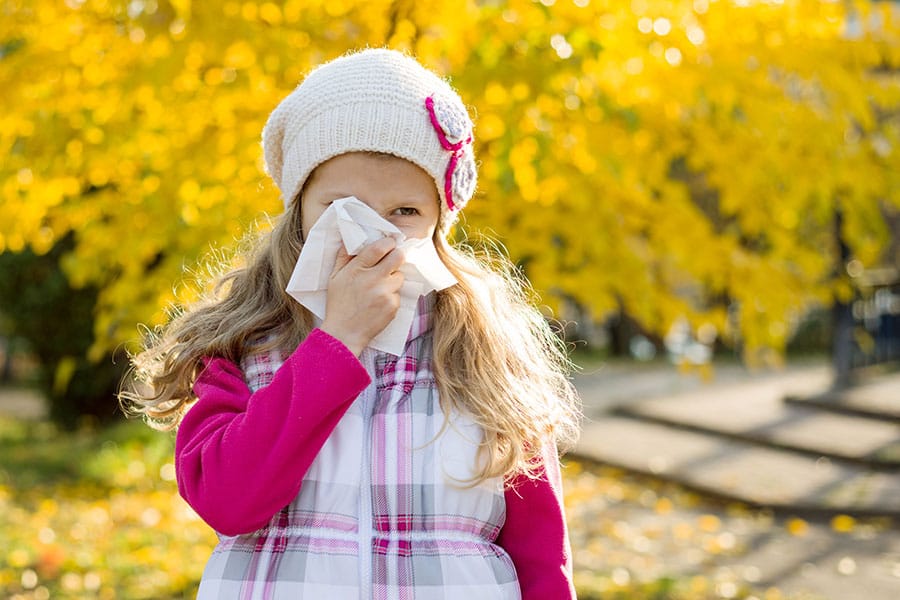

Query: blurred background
1 0 899 598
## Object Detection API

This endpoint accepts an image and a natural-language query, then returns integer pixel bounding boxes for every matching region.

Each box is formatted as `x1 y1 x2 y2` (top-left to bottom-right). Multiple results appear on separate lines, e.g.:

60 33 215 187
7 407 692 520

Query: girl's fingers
354 237 397 268
379 247 406 273
331 243 352 274
387 271 404 292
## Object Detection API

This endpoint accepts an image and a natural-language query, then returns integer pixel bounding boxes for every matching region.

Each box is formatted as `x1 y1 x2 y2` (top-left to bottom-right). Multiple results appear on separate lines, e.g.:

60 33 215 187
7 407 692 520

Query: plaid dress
195 298 521 599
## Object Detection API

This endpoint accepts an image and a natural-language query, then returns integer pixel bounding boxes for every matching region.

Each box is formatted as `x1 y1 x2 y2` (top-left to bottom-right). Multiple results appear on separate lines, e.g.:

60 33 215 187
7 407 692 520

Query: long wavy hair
121 183 581 485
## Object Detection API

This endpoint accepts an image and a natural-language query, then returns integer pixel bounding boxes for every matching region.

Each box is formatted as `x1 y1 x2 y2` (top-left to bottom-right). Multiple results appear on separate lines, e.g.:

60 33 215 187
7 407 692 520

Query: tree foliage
0 238 126 428
2 0 898 366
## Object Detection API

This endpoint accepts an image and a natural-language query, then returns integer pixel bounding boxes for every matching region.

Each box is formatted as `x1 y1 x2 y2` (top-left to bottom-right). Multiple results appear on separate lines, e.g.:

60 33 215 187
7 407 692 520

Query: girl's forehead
309 153 436 190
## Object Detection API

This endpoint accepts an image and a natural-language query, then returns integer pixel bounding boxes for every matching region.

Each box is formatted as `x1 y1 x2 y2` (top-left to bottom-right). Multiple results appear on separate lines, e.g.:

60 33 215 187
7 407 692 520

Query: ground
1 383 897 599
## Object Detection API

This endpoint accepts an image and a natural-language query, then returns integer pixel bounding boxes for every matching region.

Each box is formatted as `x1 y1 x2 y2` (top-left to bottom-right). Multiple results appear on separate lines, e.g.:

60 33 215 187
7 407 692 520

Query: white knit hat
262 48 477 233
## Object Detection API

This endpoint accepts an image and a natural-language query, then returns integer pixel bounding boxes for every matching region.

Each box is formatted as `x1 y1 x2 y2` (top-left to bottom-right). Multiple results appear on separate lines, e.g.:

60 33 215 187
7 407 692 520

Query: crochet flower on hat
425 94 475 211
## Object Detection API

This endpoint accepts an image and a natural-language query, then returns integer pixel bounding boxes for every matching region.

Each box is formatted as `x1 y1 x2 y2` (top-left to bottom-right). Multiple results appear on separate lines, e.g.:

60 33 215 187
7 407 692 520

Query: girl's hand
319 237 405 356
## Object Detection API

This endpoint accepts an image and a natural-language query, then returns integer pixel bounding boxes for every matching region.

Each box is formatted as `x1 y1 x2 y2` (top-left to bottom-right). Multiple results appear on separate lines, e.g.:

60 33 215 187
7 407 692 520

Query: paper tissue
285 196 457 355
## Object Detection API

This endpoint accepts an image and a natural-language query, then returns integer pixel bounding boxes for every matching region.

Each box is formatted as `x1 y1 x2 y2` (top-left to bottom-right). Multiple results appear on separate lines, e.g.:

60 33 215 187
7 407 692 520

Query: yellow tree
456 0 900 362
1 0 898 367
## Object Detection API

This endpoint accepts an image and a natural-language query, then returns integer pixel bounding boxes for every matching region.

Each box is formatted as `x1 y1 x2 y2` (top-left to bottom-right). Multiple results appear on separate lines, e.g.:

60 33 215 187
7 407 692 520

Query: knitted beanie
262 48 477 233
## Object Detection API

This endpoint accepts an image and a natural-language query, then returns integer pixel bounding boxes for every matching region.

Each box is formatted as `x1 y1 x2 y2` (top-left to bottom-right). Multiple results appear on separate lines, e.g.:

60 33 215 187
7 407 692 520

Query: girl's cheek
401 223 433 241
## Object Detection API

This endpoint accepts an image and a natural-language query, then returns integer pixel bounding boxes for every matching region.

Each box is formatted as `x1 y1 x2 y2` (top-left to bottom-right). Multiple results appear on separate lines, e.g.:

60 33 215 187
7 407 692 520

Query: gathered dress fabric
175 295 575 599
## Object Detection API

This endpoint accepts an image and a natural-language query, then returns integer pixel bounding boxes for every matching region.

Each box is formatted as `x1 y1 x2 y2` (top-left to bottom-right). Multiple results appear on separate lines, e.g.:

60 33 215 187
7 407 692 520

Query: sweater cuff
308 327 358 359
304 327 370 383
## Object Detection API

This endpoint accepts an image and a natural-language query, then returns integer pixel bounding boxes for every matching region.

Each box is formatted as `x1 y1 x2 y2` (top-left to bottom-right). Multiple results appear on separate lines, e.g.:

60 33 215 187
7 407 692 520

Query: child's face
301 152 440 242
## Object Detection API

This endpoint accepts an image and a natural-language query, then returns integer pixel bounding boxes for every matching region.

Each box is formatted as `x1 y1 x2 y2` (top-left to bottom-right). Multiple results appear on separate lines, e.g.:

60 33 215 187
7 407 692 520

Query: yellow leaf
697 514 721 533
786 517 809 537
830 514 856 533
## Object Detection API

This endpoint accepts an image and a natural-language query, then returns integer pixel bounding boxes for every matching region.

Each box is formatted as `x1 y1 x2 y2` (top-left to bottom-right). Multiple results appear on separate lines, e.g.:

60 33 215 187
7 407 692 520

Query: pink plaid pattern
196 295 520 599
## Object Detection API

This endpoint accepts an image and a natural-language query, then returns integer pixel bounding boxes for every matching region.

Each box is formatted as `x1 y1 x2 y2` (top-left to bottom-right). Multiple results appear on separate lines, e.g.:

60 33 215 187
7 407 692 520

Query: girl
124 48 581 599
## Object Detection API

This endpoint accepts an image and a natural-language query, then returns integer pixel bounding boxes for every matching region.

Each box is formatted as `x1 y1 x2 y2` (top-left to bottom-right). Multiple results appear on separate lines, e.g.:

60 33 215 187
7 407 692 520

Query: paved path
571 359 900 600
577 362 900 516
0 386 46 420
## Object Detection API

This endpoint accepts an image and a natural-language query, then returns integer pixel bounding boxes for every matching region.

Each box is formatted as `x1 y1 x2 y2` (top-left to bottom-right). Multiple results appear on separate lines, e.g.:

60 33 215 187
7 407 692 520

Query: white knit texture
262 49 477 231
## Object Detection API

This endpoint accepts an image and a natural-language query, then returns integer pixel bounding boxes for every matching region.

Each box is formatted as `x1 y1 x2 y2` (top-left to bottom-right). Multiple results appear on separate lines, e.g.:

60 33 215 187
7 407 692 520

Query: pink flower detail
425 95 474 211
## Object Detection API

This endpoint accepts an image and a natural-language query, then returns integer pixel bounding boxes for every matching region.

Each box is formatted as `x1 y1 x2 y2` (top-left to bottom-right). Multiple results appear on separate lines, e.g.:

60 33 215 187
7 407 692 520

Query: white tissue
285 196 457 355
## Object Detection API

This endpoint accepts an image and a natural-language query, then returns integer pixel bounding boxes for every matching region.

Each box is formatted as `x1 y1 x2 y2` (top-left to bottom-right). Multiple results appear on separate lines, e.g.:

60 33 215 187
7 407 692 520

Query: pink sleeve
174 328 371 536
497 445 576 600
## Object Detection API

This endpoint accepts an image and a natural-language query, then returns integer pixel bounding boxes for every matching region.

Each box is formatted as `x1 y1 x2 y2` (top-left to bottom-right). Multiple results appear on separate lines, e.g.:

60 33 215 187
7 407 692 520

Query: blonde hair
122 195 581 485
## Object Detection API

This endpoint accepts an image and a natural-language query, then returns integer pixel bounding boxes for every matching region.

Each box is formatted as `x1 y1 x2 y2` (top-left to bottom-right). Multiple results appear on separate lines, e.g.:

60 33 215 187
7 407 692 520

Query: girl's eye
394 207 419 216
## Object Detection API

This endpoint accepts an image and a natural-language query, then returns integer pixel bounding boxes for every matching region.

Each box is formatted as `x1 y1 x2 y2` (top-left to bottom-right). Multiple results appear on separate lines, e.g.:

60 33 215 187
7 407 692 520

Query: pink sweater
175 328 575 599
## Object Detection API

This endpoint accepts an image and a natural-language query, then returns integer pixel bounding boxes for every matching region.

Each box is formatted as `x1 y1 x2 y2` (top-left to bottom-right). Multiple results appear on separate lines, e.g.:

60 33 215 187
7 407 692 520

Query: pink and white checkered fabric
196 295 521 599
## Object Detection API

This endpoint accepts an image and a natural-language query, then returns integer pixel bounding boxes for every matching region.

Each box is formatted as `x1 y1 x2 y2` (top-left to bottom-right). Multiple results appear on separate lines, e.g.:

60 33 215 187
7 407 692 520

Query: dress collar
407 292 436 342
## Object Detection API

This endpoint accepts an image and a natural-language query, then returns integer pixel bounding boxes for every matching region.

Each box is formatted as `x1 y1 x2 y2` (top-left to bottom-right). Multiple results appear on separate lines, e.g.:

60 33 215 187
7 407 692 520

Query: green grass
0 417 211 598
0 418 172 491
